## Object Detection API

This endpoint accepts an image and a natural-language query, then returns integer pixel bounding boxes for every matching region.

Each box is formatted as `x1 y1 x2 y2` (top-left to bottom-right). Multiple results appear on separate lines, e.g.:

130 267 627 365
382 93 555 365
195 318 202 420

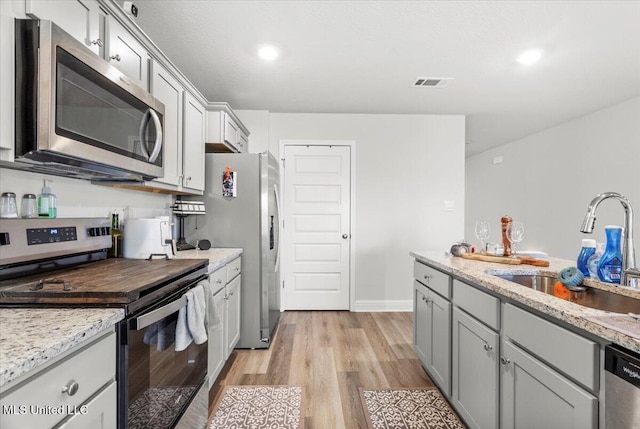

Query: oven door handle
134 294 187 331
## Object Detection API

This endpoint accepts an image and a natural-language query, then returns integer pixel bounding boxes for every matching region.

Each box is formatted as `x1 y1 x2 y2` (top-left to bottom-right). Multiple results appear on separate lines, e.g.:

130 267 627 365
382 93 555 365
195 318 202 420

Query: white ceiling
131 1 640 156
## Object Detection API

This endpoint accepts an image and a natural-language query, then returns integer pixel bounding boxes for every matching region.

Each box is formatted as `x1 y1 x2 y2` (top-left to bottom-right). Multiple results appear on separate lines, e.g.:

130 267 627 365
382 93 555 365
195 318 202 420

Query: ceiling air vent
412 77 454 88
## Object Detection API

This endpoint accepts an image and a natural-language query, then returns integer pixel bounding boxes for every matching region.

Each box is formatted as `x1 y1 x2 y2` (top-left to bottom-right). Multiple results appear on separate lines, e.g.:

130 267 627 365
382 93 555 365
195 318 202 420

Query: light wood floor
208 311 436 428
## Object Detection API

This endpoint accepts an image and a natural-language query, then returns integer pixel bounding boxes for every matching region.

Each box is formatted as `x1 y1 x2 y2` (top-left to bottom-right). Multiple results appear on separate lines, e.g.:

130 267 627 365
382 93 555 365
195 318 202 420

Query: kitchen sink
493 274 640 314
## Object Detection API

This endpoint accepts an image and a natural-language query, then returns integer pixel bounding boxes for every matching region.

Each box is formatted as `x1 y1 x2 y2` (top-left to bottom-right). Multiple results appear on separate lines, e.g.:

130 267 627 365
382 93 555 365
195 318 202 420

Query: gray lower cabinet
414 279 451 397
500 340 598 429
452 307 499 429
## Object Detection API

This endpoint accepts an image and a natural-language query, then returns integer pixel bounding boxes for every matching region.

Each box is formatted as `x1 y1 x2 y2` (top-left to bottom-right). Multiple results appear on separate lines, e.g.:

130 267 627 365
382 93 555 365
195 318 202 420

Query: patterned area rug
210 385 305 429
360 388 466 429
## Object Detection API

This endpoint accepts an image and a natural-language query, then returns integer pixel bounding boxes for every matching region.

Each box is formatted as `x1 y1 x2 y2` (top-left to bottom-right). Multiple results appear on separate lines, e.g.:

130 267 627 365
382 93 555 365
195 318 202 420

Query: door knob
342 234 349 239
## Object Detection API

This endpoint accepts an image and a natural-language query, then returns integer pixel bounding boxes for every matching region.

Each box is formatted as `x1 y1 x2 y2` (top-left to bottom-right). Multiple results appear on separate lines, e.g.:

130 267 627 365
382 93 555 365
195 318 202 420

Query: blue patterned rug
210 385 304 429
360 388 466 429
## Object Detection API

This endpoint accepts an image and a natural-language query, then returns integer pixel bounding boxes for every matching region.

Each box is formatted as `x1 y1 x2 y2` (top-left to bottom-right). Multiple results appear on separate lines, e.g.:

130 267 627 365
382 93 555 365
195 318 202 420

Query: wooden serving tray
461 253 550 267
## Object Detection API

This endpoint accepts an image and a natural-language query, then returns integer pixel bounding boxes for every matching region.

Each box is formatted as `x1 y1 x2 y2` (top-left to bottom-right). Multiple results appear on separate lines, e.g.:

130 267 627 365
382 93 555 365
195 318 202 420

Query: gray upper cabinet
182 92 206 193
452 307 499 429
106 16 148 89
150 60 183 188
26 0 103 55
500 340 598 429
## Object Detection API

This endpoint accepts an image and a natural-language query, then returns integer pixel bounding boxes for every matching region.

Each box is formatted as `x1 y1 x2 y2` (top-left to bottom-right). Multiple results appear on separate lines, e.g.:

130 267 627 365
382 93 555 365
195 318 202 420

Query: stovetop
0 258 208 306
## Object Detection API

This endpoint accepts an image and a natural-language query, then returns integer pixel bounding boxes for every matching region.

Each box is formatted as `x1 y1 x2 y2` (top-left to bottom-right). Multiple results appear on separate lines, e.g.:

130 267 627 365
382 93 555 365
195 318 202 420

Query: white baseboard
353 300 413 312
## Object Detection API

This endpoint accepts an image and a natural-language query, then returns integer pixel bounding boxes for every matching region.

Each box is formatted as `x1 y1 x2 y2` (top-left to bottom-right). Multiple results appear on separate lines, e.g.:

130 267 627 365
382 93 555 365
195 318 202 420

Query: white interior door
283 145 351 310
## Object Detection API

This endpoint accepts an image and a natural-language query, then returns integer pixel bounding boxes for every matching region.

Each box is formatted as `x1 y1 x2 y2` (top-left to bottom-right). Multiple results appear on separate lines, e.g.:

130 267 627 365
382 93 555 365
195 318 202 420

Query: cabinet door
150 60 183 187
26 0 102 54
500 341 597 429
225 275 241 358
223 113 238 149
452 307 499 429
428 289 452 397
208 287 227 386
56 382 116 429
413 282 430 366
0 1 13 154
106 17 148 89
182 92 206 193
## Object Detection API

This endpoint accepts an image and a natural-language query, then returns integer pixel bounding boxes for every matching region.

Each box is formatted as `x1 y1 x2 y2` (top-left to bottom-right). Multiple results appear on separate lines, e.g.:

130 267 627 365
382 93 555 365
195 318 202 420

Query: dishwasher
605 344 640 428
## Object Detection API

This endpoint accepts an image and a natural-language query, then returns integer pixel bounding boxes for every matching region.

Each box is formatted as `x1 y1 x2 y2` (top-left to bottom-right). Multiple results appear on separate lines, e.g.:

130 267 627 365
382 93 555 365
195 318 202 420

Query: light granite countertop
410 250 640 353
0 308 124 389
173 247 243 272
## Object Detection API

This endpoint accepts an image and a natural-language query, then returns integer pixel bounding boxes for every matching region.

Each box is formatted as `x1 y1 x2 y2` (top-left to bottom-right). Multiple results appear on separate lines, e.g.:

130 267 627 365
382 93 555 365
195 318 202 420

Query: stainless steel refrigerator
189 152 280 349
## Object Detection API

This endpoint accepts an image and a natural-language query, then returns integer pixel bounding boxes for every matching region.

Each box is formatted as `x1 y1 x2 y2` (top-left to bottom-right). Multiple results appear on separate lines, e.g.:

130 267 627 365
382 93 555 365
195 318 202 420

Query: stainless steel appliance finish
492 274 640 314
0 218 209 429
9 19 165 182
188 152 280 348
605 344 640 428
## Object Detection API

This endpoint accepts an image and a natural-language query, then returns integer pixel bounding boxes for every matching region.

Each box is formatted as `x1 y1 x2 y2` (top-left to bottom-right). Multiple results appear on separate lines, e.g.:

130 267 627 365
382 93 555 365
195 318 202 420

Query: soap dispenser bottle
597 225 623 284
37 180 57 218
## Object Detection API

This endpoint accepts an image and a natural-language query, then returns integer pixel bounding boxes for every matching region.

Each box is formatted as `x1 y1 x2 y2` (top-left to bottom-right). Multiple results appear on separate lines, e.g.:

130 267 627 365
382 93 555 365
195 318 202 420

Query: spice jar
0 192 18 218
21 194 38 218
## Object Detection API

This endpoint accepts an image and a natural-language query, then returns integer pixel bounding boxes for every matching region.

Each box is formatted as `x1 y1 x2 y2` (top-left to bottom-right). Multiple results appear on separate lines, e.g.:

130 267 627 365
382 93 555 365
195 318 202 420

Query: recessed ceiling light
517 49 543 65
258 45 279 61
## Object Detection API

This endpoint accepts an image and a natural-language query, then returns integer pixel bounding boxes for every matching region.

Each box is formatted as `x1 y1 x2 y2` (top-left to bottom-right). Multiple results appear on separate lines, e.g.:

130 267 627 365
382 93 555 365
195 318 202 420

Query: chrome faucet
580 192 637 288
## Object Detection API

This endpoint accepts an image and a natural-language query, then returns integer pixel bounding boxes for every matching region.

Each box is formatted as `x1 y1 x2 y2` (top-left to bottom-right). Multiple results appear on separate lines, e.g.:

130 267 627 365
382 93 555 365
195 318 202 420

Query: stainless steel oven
0 219 210 429
119 274 209 429
12 19 164 181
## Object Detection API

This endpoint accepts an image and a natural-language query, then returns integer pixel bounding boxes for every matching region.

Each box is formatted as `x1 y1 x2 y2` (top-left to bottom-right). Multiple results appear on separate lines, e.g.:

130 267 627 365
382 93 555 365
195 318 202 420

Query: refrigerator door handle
274 185 282 273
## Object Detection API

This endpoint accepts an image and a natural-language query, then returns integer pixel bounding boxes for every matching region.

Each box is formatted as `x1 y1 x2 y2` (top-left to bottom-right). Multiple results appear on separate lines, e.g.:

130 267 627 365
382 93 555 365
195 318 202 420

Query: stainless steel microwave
12 19 165 181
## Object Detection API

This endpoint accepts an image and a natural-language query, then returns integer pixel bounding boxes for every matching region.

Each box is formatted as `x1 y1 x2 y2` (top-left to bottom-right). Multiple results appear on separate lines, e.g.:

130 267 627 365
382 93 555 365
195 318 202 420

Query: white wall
466 97 640 260
0 169 173 220
269 113 465 308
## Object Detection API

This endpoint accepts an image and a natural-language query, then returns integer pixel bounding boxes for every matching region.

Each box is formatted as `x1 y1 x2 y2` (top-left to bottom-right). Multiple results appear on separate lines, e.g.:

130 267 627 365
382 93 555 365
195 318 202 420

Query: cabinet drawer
209 266 227 293
413 261 451 299
453 279 500 330
226 257 242 283
0 331 116 429
503 303 599 390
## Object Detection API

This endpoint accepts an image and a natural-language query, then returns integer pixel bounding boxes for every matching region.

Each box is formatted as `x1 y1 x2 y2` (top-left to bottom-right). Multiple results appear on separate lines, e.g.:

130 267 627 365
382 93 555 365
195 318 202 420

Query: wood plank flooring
208 311 436 428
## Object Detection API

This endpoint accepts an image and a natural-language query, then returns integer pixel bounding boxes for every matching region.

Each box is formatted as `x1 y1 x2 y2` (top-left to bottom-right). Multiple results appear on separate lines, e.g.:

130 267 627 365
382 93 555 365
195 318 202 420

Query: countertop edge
410 250 640 353
0 308 124 389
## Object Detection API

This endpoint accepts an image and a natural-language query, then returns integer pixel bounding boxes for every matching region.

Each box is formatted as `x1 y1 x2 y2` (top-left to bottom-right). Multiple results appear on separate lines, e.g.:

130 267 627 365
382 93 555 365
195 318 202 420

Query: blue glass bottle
597 226 623 284
577 239 596 276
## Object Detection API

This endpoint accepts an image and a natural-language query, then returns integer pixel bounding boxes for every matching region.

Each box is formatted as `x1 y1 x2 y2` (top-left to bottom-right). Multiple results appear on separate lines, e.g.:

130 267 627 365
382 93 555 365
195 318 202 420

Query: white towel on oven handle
175 283 208 351
187 283 208 345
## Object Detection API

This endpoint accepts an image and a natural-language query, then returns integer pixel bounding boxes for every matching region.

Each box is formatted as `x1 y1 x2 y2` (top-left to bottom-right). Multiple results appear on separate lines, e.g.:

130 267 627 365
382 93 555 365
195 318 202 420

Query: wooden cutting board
461 253 550 267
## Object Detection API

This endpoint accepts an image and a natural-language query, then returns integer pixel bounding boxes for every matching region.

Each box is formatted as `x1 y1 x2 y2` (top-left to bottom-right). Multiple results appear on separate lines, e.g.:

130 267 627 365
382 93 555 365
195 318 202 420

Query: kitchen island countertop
173 247 243 272
0 308 124 389
411 250 640 353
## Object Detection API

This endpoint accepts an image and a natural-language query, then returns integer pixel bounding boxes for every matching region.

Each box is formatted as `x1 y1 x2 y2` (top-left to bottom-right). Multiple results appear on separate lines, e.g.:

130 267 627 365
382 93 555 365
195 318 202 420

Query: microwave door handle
133 294 187 330
147 109 163 163
138 109 151 160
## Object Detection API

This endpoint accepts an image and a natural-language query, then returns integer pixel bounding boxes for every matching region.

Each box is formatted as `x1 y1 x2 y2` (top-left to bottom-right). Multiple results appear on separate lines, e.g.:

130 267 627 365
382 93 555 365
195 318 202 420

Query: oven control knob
88 228 97 237
61 380 79 396
0 232 10 246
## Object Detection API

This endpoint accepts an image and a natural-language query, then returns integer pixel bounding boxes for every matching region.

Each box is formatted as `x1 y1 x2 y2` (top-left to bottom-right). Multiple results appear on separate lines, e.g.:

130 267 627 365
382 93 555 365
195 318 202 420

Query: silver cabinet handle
216 279 223 284
61 380 79 396
423 274 432 282
483 343 493 351
109 54 121 62
342 233 349 239
91 38 103 47
234 267 239 271
500 356 511 365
